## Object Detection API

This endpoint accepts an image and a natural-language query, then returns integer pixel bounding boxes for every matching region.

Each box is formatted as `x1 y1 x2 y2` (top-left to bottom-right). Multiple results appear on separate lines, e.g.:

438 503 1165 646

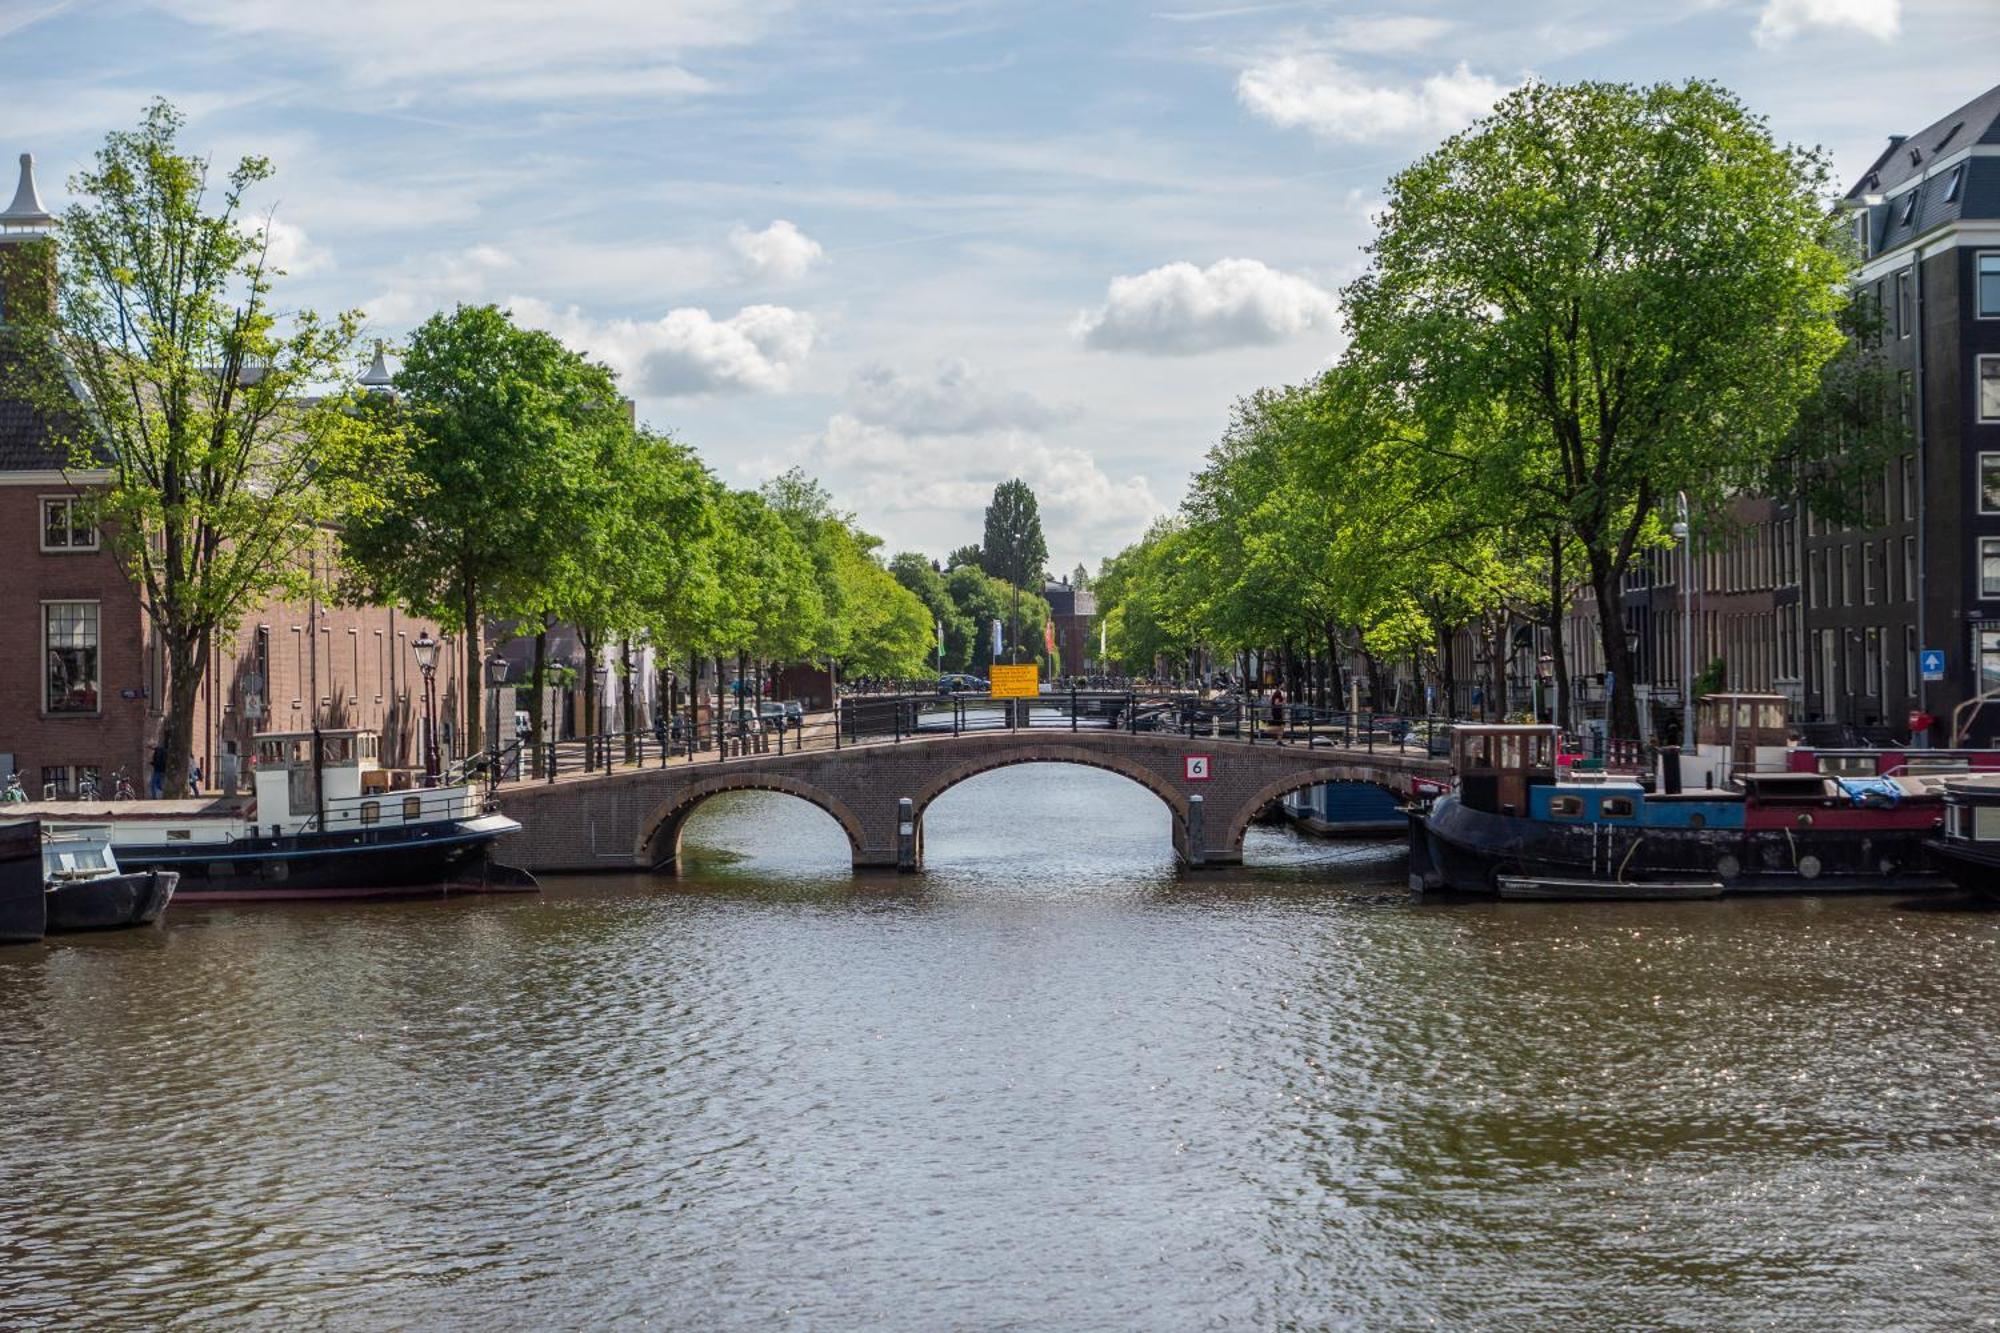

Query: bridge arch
639 772 868 870
910 744 1192 867
1220 765 1409 854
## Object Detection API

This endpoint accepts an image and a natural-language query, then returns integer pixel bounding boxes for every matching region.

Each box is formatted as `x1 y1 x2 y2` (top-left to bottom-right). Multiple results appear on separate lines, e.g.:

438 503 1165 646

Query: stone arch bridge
493 730 1448 873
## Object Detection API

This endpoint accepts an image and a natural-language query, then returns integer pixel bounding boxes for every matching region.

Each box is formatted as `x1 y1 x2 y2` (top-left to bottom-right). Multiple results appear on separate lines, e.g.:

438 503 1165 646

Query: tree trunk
621 636 636 765
1591 565 1641 739
159 633 206 799
1435 619 1457 721
461 577 482 764
530 621 548 778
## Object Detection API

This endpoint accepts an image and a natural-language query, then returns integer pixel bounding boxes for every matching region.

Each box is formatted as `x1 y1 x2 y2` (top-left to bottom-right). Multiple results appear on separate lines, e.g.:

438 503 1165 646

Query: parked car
936 674 989 695
782 700 805 726
757 701 787 729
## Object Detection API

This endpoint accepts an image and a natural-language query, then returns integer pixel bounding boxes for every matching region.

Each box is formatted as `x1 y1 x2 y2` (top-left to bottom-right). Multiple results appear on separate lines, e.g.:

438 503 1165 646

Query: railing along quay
472 690 1529 791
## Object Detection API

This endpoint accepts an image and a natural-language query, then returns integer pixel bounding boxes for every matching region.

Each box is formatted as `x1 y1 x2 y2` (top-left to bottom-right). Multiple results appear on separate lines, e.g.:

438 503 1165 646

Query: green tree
890 552 969 673
979 479 1048 589
5 100 392 795
945 544 983 572
338 303 624 753
1343 79 1849 737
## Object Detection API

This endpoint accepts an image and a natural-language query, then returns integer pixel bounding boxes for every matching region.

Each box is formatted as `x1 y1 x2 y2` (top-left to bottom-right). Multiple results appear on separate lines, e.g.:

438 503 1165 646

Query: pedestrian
1270 686 1287 733
188 758 203 797
149 740 166 798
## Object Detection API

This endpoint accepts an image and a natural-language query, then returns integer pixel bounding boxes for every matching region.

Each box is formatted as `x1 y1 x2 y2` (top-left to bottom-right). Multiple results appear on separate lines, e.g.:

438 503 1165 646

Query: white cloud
1073 258 1339 356
151 0 778 97
847 357 1063 435
810 414 1158 548
246 217 329 275
1754 0 1900 44
729 219 825 283
1330 15 1454 54
511 297 817 396
1237 54 1512 144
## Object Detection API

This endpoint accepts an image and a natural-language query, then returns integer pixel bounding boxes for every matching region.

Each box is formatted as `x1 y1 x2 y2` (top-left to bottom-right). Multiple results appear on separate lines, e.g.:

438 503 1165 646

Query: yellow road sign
989 664 1039 698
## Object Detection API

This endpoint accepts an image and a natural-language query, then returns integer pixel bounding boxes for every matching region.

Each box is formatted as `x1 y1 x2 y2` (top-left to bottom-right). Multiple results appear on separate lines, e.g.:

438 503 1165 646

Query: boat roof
0 797 247 819
255 728 377 741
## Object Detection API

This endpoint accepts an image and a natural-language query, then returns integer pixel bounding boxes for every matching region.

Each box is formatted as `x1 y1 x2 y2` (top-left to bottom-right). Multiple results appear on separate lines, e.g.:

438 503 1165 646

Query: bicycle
109 768 136 801
75 771 100 801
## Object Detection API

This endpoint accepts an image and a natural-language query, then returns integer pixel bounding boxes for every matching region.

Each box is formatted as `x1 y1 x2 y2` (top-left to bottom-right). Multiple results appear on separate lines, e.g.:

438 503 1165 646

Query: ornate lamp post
412 630 440 786
486 652 510 791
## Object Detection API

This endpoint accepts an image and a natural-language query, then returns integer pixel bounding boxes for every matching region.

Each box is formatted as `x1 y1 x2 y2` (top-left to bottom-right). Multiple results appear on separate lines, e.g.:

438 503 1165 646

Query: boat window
360 800 380 826
1549 795 1584 816
403 796 423 822
324 736 351 764
166 829 191 841
1975 807 2000 842
1600 797 1635 818
1499 736 1521 770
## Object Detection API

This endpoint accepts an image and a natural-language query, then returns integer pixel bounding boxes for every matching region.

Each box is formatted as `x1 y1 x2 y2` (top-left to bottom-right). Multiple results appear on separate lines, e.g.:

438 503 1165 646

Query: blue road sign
1921 649 1946 682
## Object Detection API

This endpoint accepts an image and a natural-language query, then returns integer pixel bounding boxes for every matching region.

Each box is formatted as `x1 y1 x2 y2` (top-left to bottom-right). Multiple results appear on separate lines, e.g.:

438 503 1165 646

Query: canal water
2 764 1997 1330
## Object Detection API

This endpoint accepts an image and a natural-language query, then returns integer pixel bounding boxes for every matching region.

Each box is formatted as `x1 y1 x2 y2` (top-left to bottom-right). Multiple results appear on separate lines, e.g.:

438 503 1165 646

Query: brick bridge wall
493 731 1446 873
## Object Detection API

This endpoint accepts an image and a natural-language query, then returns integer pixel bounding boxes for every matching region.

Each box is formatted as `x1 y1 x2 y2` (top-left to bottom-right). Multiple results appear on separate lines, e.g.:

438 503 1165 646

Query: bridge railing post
1366 711 1375 753
1071 684 1078 732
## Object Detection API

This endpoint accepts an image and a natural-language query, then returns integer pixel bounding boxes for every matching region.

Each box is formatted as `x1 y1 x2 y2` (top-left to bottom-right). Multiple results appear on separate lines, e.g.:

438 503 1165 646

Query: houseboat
7 730 535 903
1411 696 1950 899
1925 777 2000 900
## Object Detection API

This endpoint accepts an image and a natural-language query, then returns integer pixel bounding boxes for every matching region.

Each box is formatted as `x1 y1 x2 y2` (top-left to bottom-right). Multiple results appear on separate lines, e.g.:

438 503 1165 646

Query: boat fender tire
1798 854 1823 880
1715 854 1741 881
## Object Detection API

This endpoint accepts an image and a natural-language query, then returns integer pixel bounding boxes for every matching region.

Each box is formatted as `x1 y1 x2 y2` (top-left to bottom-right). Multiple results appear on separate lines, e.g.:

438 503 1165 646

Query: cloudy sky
2 0 1995 571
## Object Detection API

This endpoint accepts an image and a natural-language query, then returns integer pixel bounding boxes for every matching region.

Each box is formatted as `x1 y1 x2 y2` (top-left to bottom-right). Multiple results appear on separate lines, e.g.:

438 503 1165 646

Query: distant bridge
491 693 1448 873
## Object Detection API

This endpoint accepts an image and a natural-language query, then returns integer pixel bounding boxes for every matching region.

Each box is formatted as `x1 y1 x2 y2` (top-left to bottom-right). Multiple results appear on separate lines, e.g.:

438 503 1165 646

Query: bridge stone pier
492 731 1447 874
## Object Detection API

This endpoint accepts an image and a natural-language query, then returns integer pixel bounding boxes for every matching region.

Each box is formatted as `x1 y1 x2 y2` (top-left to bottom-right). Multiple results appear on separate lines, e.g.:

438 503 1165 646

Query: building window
40 497 98 552
1905 536 1917 603
44 601 100 714
1982 626 2000 701
1899 193 1918 229
1902 454 1916 520
1864 545 1878 606
1984 539 2000 599
1982 456 2000 514
1980 253 2000 319
1905 626 1918 699
38 765 100 800
1865 628 1882 698
1944 165 1965 204
1981 357 2000 422
1896 269 1912 337
1841 547 1854 606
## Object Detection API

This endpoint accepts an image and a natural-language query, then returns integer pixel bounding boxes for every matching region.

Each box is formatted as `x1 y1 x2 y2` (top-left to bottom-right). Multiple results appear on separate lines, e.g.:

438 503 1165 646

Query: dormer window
1936 121 1962 152
1900 192 1918 227
1944 165 1964 204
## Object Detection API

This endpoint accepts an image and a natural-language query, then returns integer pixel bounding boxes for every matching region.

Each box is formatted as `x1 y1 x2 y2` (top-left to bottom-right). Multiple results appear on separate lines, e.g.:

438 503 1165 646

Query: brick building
0 152 449 798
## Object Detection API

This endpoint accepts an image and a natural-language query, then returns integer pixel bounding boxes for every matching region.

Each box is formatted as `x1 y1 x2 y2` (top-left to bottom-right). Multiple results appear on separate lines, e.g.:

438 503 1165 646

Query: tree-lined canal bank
2 766 1996 1329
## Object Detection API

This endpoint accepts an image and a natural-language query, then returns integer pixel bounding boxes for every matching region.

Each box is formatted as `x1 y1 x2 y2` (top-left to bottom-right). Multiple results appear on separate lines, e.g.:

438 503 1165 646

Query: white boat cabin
247 729 482 837
42 825 120 881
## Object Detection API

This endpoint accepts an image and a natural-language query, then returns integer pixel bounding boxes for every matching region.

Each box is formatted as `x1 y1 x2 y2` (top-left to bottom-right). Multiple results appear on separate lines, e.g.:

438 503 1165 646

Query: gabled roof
1846 81 2000 200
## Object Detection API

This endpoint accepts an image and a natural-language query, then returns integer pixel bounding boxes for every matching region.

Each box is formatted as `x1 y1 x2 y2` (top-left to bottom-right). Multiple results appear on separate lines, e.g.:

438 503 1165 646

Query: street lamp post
1673 491 1693 742
412 630 440 786
486 652 509 793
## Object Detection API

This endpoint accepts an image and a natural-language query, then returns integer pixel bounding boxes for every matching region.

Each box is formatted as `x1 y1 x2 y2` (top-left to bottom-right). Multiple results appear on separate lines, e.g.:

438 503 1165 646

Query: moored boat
1415 695 1950 898
0 820 43 943
7 729 536 903
1925 776 2000 901
41 825 177 932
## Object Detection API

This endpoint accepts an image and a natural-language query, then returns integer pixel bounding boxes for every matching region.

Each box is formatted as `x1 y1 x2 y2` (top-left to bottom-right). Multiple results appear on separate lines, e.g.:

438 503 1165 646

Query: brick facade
0 474 450 796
